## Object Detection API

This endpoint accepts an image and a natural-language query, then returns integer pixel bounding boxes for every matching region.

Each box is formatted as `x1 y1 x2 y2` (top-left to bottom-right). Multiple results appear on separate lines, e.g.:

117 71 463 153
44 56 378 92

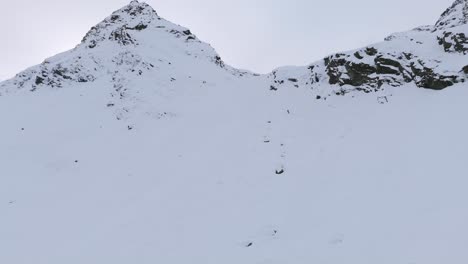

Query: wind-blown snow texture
1 0 468 263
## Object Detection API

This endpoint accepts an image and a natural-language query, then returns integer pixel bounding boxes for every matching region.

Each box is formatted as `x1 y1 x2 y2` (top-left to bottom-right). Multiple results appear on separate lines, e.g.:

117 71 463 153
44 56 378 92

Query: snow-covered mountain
1 1 467 263
2 0 467 96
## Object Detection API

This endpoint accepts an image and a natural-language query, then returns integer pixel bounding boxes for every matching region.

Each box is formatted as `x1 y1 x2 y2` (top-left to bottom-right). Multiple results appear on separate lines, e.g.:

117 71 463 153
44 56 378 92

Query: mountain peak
0 0 228 93
80 1 160 48
435 0 467 30
122 0 157 15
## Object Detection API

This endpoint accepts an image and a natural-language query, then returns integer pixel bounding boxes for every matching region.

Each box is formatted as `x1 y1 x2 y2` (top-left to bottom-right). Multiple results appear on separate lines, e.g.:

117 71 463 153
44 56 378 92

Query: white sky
0 0 454 79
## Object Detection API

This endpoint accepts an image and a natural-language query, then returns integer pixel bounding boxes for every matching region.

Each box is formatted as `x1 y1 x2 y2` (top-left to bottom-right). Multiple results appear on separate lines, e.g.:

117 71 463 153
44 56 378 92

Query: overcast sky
0 0 454 80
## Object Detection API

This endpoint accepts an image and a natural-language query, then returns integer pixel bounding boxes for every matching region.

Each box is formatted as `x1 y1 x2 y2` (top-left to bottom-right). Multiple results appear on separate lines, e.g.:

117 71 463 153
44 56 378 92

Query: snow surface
0 0 467 263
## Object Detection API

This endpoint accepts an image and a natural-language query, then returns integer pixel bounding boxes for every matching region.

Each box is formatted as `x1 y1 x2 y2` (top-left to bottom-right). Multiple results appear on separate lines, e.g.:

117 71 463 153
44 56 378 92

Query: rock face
436 1 468 56
319 48 461 91
438 31 468 54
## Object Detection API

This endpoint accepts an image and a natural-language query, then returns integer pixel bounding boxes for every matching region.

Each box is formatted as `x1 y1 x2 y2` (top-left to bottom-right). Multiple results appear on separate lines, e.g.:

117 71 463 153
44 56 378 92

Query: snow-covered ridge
0 0 467 97
435 0 468 30
270 0 467 96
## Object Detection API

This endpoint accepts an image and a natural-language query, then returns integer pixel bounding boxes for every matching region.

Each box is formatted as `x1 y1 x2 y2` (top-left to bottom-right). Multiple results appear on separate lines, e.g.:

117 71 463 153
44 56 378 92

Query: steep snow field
2 77 468 264
1 0 467 263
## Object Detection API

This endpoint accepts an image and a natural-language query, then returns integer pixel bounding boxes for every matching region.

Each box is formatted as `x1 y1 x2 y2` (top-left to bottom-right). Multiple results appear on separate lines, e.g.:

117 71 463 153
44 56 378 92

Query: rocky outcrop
463 65 468 74
319 48 462 91
438 31 468 54
3 56 98 92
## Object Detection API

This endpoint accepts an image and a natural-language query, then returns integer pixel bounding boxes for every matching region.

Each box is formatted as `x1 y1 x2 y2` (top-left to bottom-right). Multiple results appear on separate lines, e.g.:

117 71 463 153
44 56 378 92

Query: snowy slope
1 1 468 263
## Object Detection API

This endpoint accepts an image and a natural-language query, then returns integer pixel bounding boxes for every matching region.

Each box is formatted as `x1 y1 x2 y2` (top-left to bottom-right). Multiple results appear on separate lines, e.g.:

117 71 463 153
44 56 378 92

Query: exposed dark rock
326 56 378 87
77 77 89 83
414 67 458 90
53 67 72 80
129 23 148 31
110 27 135 45
365 47 378 56
326 57 347 85
345 62 377 86
463 65 468 74
87 40 97 49
315 43 463 92
214 56 225 68
438 31 468 54
403 52 413 60
110 15 120 22
354 52 364 59
375 56 404 76
35 76 44 85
